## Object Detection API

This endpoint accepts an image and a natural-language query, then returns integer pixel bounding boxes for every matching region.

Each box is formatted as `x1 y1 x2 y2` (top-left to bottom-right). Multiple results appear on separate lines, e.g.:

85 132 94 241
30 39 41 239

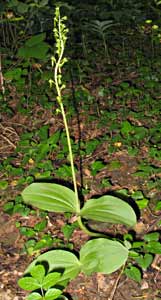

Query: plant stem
58 104 104 237
54 11 80 214
54 7 105 237
60 102 80 213
77 216 107 237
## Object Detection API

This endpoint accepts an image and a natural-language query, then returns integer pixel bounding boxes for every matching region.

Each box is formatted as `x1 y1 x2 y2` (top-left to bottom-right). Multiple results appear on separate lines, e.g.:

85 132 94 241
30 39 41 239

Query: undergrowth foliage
18 7 137 299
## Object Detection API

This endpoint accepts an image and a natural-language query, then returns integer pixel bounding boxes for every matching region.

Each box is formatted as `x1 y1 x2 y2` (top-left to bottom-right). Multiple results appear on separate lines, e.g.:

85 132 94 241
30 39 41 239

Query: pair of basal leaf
21 182 136 277
24 239 129 283
22 183 136 227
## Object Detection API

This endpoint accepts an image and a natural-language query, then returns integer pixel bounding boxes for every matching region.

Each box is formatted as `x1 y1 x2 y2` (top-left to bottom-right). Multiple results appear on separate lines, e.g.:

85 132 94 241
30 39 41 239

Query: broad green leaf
135 254 153 270
26 33 46 47
8 0 19 7
144 241 161 254
34 234 53 250
42 272 61 290
62 222 78 240
25 250 81 283
4 68 22 80
17 2 28 13
18 43 49 59
121 121 133 136
132 241 144 249
34 219 47 232
22 183 78 213
0 180 8 190
144 232 160 242
125 266 142 283
40 0 49 6
3 201 14 214
80 196 136 227
132 190 144 200
80 238 128 275
19 226 36 237
135 198 149 209
155 201 161 211
26 292 42 300
30 265 45 283
18 277 40 291
91 160 105 176
45 288 62 300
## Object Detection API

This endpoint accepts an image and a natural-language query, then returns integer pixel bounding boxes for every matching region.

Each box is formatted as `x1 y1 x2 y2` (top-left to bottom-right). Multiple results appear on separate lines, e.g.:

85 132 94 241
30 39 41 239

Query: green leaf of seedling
132 191 144 200
144 232 160 242
39 0 49 7
133 171 147 178
45 288 62 300
10 167 24 176
13 203 30 216
37 161 53 171
144 241 161 254
0 180 8 190
55 165 73 178
18 277 40 291
80 195 136 227
25 250 81 283
61 223 78 240
26 292 42 300
30 265 45 283
135 254 153 270
17 2 28 13
36 143 50 162
22 183 79 213
155 201 161 211
34 219 48 232
121 121 133 136
48 130 60 146
108 160 122 170
4 68 22 81
19 226 36 238
125 266 142 283
124 233 133 242
26 33 46 47
35 171 51 179
3 202 14 214
127 146 138 156
128 251 140 258
24 239 37 255
91 160 105 176
117 189 130 196
120 82 130 89
42 272 61 290
80 238 128 275
34 234 53 250
34 240 49 251
132 241 144 249
85 139 100 155
18 42 49 60
100 178 112 188
37 125 49 141
135 198 149 209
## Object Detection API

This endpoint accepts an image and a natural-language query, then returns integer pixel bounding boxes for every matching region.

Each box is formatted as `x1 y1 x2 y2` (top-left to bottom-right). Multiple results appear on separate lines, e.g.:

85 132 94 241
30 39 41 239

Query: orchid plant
19 7 137 291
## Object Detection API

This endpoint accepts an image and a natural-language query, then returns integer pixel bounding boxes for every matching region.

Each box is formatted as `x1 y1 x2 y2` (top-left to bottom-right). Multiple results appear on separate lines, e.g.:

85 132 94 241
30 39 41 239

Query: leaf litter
0 75 161 300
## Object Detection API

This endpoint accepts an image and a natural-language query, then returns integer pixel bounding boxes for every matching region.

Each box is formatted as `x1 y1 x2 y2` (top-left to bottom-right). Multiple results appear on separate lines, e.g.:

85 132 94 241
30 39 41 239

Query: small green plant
124 231 161 282
19 6 137 293
18 33 49 60
84 19 116 62
18 264 68 300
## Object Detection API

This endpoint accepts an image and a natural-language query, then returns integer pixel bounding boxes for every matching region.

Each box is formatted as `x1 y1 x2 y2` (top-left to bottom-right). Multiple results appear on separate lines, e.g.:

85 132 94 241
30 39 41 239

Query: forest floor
0 68 161 300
